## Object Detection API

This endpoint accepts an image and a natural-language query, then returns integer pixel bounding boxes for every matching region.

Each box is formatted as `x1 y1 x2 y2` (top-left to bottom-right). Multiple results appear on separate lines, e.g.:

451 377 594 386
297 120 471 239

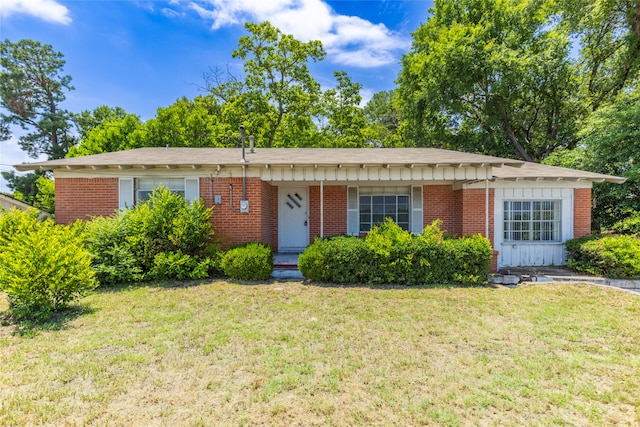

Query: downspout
320 180 324 238
485 178 489 239
240 125 247 201
243 164 246 200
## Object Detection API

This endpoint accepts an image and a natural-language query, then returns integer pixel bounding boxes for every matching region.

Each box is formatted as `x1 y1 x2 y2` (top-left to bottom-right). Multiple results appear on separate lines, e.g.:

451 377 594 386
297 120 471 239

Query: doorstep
272 252 304 280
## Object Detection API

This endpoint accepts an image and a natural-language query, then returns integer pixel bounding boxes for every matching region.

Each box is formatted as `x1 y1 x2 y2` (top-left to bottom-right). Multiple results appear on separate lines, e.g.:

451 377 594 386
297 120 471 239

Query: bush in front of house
220 243 273 281
611 212 640 236
85 186 219 285
150 251 215 280
299 219 492 285
566 234 640 279
0 209 97 320
85 215 142 285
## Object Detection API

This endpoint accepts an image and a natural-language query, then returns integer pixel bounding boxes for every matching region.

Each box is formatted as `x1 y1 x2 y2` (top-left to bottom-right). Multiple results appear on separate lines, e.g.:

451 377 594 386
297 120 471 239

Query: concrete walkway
494 266 640 294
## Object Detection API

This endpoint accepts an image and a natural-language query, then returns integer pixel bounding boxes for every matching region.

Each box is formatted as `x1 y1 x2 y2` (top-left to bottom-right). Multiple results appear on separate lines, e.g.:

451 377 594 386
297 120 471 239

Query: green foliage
220 243 273 281
67 112 143 157
566 235 640 279
299 220 492 285
0 39 75 159
319 71 368 147
0 209 97 320
1 169 47 207
84 216 142 285
150 251 214 280
544 90 640 229
397 0 579 161
233 21 326 147
34 176 55 213
560 0 640 109
611 212 640 236
85 186 217 285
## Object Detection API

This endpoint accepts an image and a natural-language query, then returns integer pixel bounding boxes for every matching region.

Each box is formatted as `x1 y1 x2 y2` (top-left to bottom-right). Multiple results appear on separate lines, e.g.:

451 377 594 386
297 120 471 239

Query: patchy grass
1 281 639 426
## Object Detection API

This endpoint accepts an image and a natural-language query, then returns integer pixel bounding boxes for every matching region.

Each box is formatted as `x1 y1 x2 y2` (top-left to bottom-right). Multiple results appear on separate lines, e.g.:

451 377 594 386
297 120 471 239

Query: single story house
15 147 624 270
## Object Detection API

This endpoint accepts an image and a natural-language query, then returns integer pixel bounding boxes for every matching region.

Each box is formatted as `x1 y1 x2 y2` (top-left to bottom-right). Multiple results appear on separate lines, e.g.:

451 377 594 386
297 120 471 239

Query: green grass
1 281 639 426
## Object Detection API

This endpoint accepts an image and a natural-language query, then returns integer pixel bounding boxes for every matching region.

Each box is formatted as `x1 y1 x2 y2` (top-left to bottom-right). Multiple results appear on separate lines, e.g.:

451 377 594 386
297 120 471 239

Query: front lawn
1 281 639 425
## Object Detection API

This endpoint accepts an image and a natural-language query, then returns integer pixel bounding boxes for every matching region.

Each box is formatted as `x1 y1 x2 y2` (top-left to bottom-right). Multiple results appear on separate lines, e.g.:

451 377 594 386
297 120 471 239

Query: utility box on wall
240 200 250 213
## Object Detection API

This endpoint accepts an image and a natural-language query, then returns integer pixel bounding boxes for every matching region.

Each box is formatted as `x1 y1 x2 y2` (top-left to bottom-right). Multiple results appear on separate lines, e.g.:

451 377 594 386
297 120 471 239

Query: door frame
278 186 309 252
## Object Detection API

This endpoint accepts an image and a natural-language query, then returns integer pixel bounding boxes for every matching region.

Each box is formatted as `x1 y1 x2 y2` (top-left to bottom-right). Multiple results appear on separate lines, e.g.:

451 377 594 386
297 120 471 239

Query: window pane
503 200 560 242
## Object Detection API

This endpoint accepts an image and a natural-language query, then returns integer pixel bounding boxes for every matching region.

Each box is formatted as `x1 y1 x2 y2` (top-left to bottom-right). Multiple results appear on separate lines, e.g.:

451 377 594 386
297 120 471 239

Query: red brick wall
309 185 347 241
261 181 276 250
202 177 267 249
574 188 592 238
453 187 497 271
423 185 455 233
55 178 119 224
452 188 495 244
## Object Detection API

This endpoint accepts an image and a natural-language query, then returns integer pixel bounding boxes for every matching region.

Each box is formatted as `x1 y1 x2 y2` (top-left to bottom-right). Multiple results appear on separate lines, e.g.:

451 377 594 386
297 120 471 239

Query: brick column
574 188 592 237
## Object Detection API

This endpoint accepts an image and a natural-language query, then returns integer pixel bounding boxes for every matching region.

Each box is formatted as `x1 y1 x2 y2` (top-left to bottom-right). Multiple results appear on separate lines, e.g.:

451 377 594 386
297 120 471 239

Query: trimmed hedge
566 234 640 279
220 243 273 281
298 220 492 285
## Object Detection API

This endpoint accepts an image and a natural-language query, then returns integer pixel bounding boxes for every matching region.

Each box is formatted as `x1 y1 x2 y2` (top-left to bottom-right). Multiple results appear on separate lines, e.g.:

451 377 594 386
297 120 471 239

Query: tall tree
560 0 640 109
73 105 128 140
545 88 640 229
67 113 142 157
363 90 402 147
232 21 326 147
0 39 75 159
397 0 581 161
319 71 368 147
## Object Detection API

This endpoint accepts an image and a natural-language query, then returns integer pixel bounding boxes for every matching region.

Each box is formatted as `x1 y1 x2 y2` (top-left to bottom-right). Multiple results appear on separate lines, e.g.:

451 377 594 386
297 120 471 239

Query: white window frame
118 177 199 209
347 186 423 234
503 199 561 242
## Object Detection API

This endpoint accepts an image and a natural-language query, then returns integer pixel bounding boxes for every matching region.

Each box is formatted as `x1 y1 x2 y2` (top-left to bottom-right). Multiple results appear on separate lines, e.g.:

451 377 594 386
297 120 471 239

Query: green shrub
123 187 215 272
0 207 41 242
220 243 273 281
85 216 141 285
0 210 97 320
84 186 218 285
566 234 640 279
611 212 640 236
150 251 214 280
299 220 492 285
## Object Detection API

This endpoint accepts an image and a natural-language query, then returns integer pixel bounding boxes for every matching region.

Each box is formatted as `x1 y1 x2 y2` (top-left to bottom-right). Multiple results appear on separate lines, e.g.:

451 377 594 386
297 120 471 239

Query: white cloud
185 0 409 68
161 7 184 19
0 0 72 25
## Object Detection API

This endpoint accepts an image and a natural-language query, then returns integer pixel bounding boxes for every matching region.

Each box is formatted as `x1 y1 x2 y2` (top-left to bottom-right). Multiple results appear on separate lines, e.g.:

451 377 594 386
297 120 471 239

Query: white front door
278 187 308 252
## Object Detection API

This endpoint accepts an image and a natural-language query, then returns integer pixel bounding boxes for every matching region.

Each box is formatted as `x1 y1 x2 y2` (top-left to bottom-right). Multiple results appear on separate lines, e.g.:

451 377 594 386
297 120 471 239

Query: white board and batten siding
494 187 574 268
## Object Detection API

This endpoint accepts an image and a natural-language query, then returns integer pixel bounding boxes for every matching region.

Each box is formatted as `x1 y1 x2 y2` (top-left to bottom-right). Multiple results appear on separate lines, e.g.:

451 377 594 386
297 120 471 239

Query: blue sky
0 0 433 192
